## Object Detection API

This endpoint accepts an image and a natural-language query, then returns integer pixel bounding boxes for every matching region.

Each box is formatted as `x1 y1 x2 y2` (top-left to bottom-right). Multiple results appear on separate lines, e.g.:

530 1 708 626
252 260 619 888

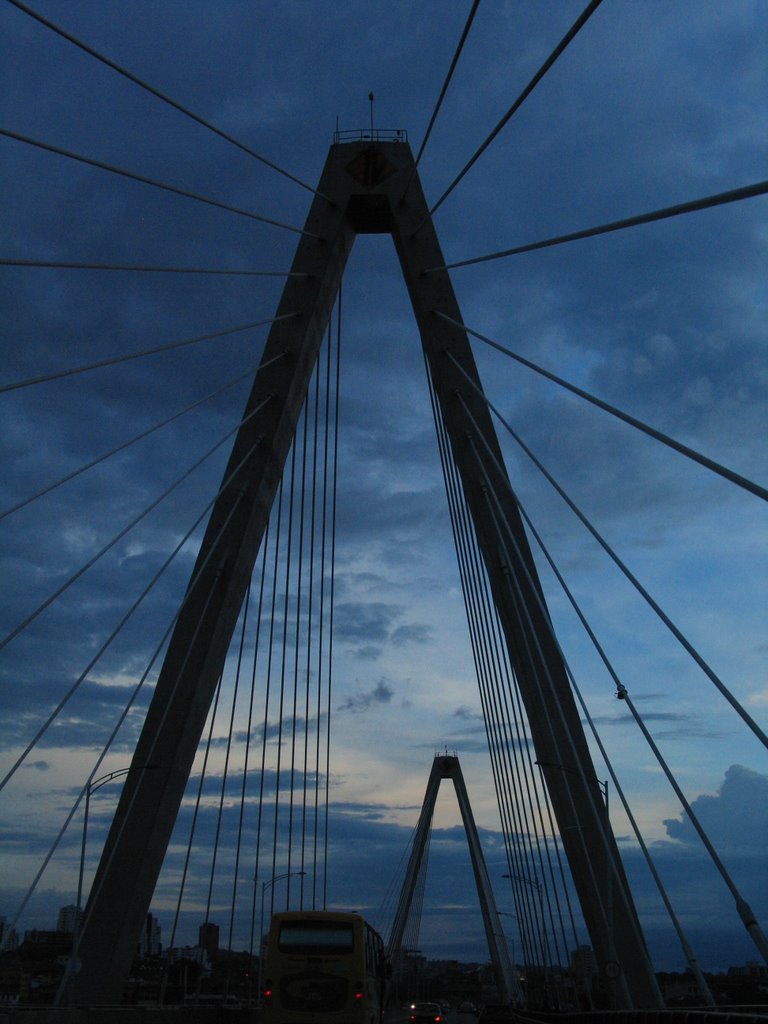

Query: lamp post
256 870 306 1003
56 764 156 1006
502 874 548 1007
534 761 609 917
497 911 518 970
535 760 608 816
502 872 544 921
535 759 614 1002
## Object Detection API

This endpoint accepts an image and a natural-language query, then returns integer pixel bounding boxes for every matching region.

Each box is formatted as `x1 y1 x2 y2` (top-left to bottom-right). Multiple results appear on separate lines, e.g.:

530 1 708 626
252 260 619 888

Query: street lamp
535 760 608 816
535 759 614 988
502 873 541 893
56 764 156 1006
502 874 544 927
256 870 306 1002
497 911 518 968
502 872 545 926
502 874 548 1007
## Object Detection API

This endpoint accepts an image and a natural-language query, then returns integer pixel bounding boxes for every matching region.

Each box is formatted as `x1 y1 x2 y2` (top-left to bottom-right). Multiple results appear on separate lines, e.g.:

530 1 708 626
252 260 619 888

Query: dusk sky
1 0 766 976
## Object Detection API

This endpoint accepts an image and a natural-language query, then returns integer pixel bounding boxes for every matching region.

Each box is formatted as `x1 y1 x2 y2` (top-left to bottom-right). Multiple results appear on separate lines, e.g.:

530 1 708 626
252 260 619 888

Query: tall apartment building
56 904 82 935
198 922 219 962
137 914 162 957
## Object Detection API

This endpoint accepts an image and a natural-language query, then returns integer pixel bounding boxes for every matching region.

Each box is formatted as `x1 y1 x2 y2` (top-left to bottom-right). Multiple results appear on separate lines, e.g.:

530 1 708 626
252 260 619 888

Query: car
458 1002 478 1015
410 1002 444 1024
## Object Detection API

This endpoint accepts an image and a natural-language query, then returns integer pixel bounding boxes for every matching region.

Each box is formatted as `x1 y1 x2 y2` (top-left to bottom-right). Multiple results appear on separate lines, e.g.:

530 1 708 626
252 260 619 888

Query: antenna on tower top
368 91 374 136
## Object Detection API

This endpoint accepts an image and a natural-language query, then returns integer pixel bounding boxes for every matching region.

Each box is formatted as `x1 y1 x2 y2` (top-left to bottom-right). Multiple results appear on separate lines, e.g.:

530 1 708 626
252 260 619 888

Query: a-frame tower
75 136 661 1008
388 753 524 1008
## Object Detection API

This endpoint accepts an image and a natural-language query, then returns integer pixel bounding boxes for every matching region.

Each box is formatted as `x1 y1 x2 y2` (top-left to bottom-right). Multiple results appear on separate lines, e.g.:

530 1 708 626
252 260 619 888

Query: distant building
728 961 768 980
56 905 82 935
22 930 71 957
167 946 211 973
570 945 597 977
0 918 19 952
569 945 598 1007
137 914 162 957
656 970 701 1003
198 922 219 961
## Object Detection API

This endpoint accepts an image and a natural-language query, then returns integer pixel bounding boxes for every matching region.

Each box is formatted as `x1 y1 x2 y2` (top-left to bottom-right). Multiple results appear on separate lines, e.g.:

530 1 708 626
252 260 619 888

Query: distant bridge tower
387 752 524 1008
75 135 660 1008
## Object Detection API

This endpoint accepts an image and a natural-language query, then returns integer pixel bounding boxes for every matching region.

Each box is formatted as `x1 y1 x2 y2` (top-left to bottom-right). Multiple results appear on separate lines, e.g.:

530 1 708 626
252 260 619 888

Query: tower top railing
333 127 408 144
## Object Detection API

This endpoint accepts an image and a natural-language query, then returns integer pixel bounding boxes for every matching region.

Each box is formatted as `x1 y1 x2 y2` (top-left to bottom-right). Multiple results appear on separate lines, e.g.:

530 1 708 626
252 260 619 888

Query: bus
261 910 388 1024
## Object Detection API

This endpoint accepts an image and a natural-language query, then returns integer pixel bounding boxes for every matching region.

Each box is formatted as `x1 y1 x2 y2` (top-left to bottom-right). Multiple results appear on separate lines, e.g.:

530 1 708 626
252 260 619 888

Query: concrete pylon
387 753 524 1007
75 136 661 1008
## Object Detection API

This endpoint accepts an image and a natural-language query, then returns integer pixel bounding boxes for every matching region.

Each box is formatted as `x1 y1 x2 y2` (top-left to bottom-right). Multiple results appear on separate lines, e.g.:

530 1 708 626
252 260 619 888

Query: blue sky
0 0 766 976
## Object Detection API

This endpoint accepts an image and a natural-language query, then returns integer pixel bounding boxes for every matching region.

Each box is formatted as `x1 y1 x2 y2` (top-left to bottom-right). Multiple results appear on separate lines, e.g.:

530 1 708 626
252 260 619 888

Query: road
386 1007 480 1024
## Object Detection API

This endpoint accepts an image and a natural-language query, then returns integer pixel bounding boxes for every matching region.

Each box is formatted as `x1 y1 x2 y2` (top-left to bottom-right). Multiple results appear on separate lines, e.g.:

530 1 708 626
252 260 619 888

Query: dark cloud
390 623 433 647
332 600 433 659
0 674 154 755
584 710 734 743
205 712 330 751
337 679 394 715
333 602 401 647
589 711 687 727
453 705 481 721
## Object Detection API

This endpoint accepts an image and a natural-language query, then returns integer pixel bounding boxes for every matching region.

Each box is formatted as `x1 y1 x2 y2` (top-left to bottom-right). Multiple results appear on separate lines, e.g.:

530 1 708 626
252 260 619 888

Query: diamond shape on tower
346 146 397 189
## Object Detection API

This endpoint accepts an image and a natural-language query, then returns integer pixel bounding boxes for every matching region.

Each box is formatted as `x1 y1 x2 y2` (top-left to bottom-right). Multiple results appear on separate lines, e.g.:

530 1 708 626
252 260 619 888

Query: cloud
746 687 768 708
663 763 768 853
333 602 399 647
332 599 433 659
585 709 733 742
589 711 682 727
390 623 432 647
453 705 481 721
337 679 394 715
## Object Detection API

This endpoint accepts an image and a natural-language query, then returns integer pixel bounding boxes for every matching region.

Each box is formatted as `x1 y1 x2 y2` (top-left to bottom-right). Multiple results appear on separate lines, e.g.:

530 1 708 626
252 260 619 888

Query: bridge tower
74 136 661 1008
388 752 525 1008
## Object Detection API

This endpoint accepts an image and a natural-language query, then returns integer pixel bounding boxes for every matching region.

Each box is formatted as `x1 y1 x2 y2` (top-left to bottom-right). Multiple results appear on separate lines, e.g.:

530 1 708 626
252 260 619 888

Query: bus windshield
278 921 354 954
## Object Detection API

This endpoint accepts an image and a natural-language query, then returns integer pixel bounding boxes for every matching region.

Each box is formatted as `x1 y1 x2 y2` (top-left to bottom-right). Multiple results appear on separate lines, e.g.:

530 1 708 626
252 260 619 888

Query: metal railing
333 127 408 144
515 1009 768 1024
